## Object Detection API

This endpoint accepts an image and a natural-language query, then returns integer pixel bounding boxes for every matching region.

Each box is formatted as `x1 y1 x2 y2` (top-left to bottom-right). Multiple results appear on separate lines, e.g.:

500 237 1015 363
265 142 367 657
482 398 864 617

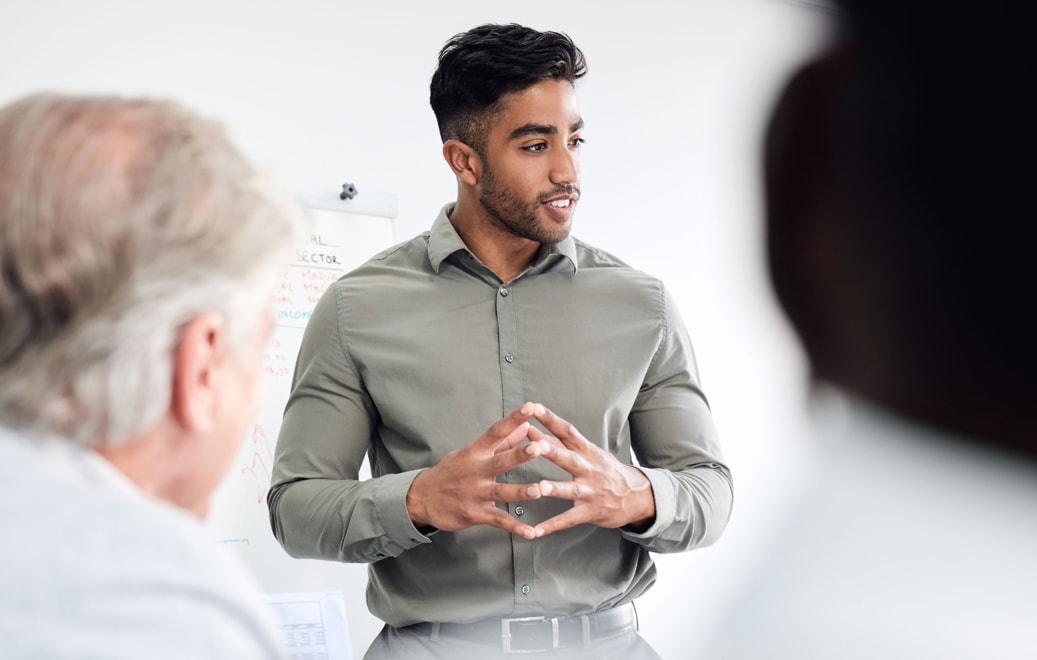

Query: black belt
411 603 637 654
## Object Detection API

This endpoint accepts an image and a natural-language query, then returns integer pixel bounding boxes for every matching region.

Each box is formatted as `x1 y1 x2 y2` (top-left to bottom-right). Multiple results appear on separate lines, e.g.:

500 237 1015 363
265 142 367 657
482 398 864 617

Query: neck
95 421 207 518
449 194 541 283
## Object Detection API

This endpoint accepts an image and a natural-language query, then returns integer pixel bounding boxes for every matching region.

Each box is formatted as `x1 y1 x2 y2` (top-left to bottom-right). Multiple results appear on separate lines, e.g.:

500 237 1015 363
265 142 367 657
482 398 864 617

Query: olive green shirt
268 205 732 628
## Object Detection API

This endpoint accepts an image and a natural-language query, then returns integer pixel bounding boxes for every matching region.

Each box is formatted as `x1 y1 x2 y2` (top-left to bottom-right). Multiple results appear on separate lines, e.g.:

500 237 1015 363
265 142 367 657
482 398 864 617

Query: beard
479 163 577 245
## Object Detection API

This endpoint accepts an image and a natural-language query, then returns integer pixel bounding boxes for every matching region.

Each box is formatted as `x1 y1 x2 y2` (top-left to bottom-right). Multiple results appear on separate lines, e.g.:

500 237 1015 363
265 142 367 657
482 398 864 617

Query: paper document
263 592 352 660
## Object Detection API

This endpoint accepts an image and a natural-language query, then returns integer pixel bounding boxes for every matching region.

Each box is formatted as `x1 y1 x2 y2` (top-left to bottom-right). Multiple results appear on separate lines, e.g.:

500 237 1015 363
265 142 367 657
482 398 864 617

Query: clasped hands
406 402 655 539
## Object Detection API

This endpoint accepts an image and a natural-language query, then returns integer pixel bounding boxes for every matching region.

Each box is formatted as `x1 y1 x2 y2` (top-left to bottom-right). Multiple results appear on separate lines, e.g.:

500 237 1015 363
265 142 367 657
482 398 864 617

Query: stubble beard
479 163 576 245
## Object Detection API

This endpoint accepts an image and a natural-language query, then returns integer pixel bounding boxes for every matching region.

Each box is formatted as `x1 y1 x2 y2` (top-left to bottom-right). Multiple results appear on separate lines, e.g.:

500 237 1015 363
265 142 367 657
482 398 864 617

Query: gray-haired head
0 93 309 447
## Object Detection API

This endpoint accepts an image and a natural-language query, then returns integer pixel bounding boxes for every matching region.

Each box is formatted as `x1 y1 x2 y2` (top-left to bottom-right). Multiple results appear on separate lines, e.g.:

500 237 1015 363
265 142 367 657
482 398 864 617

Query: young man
269 24 732 658
0 94 310 657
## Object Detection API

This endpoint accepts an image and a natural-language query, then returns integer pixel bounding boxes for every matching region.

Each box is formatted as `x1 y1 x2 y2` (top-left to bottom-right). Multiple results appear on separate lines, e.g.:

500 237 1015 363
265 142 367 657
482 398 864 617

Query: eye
523 143 547 152
569 137 585 148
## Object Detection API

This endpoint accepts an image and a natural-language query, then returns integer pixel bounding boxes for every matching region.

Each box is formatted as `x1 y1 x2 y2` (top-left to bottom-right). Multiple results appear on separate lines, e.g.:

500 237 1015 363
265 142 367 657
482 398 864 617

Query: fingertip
523 527 536 539
540 481 553 496
536 527 546 538
526 485 540 498
520 402 534 416
535 403 547 417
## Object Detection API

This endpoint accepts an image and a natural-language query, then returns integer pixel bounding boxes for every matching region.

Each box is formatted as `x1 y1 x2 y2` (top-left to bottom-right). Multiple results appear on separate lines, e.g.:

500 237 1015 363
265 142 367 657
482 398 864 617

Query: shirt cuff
620 467 675 541
374 468 435 553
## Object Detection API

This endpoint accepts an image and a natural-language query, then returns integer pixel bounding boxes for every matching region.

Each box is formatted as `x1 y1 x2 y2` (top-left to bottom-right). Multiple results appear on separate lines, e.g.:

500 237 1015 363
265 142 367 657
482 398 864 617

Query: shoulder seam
646 279 669 375
571 238 631 269
331 282 364 383
366 232 431 265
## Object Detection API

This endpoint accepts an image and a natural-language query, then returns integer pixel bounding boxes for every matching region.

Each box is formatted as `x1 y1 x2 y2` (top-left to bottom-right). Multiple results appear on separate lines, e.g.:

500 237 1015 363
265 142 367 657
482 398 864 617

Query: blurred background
0 1 831 657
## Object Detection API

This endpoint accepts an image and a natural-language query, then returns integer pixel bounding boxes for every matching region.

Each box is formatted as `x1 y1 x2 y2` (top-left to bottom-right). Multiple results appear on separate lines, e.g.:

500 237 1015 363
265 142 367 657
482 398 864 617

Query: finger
525 425 559 451
477 507 540 540
532 404 590 451
488 421 532 456
534 509 588 538
527 426 586 477
537 479 590 502
487 436 545 476
482 481 543 504
481 403 536 452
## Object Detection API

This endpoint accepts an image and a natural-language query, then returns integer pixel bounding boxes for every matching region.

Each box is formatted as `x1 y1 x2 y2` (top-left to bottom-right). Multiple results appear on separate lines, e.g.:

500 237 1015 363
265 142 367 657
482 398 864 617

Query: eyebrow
508 118 585 141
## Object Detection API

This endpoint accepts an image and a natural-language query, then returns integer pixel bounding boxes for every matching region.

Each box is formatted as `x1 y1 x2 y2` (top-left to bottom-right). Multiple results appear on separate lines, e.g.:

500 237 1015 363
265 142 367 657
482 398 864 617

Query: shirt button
500 286 509 297
515 506 525 516
521 585 531 595
505 353 514 363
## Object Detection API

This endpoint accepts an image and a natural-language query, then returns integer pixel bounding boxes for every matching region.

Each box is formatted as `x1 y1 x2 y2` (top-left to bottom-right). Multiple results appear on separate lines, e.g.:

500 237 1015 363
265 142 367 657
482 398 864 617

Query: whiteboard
204 186 397 659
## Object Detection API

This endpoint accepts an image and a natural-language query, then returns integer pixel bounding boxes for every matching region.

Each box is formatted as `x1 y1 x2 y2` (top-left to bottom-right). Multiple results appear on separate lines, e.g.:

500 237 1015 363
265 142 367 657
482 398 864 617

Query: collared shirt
268 204 733 628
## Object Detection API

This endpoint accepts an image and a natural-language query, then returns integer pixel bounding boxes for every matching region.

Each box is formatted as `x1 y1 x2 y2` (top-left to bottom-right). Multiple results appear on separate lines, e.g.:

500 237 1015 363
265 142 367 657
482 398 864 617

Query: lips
540 193 578 223
541 189 580 208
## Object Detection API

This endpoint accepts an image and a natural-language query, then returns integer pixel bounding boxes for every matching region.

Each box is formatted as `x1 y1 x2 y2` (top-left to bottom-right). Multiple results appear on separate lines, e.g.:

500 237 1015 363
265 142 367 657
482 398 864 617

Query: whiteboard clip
340 183 358 200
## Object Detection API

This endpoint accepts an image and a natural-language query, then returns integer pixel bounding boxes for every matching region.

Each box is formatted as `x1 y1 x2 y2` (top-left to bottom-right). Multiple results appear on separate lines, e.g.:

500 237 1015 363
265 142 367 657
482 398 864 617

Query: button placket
495 281 533 609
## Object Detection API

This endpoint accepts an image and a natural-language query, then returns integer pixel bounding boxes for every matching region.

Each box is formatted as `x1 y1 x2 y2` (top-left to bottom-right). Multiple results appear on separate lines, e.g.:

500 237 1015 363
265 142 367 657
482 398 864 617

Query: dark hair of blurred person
766 0 1036 456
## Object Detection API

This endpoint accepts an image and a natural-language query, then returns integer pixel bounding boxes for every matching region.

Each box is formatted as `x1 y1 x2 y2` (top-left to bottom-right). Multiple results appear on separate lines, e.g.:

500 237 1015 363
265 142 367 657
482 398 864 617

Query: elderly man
0 94 308 659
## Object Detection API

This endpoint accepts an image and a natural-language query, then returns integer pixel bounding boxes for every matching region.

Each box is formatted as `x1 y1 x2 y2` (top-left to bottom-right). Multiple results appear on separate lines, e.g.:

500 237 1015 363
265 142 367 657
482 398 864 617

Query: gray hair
0 94 309 447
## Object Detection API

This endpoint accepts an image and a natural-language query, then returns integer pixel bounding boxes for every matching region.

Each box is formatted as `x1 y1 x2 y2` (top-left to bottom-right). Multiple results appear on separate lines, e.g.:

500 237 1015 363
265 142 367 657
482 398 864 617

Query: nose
550 146 580 185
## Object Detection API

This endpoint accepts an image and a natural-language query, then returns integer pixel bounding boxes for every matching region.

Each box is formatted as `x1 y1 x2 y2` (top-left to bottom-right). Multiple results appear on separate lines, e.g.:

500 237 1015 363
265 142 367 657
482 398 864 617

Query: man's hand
530 404 656 537
406 402 548 539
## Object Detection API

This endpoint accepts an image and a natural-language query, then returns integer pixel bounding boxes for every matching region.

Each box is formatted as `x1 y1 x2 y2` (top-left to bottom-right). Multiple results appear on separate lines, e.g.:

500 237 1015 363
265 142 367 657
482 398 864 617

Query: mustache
537 185 580 203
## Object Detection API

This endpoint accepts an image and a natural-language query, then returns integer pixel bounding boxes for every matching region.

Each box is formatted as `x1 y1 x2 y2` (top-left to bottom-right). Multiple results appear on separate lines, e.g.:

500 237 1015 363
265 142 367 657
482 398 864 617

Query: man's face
477 79 583 245
194 305 273 518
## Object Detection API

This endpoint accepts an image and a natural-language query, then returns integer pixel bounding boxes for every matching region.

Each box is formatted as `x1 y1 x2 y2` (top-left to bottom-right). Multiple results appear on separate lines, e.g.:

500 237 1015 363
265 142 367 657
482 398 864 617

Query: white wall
0 1 830 657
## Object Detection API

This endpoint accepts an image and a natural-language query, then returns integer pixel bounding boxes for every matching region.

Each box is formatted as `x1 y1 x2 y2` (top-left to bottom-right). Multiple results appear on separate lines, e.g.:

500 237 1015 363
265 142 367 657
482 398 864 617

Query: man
703 1 1037 657
0 94 309 658
269 23 732 659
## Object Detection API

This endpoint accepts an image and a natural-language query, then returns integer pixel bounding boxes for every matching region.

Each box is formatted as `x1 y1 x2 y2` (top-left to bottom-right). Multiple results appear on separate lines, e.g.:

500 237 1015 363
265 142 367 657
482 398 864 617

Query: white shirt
0 424 288 660
702 389 1037 660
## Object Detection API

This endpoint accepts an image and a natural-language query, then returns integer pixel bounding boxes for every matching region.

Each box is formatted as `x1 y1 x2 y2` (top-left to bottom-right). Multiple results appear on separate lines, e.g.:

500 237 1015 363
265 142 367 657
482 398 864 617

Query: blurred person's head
0 93 309 514
764 0 1036 455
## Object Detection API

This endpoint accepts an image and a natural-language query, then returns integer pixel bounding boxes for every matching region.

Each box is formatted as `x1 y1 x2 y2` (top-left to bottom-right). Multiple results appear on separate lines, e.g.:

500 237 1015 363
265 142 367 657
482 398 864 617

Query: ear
170 311 228 436
442 139 482 187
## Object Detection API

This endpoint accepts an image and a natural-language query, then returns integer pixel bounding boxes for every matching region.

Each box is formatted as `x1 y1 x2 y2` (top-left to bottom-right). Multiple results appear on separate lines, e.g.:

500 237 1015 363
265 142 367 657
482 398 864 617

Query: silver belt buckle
501 615 560 653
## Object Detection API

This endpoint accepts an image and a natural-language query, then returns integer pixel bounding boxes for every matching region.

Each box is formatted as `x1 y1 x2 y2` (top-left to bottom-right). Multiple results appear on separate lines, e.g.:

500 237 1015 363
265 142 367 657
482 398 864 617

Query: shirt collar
427 203 578 276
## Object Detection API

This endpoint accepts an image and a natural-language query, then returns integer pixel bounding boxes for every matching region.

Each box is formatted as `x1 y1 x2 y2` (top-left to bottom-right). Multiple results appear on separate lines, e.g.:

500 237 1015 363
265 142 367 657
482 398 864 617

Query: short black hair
429 23 587 152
